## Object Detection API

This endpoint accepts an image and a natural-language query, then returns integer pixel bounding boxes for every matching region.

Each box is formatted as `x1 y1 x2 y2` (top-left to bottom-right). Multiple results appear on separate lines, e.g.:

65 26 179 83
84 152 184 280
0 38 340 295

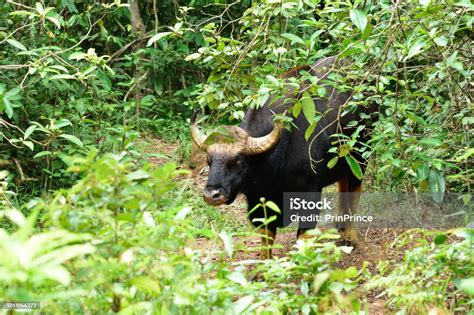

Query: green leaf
327 156 339 169
6 39 27 51
147 32 172 46
175 207 192 220
69 52 87 60
9 10 34 16
81 66 97 77
293 101 302 117
0 170 9 180
434 233 447 245
131 276 161 294
361 21 373 40
265 200 281 214
33 151 52 158
317 86 327 97
127 169 150 181
281 33 305 45
24 125 37 139
59 134 83 147
53 119 72 129
305 121 317 141
405 39 428 60
420 138 442 147
350 9 368 32
345 266 358 278
35 2 44 15
455 0 474 8
429 170 445 203
338 145 349 157
455 278 474 296
46 16 61 29
227 271 247 286
218 231 233 258
185 52 201 61
23 140 34 151
266 75 280 86
234 296 254 314
50 74 76 80
345 155 363 180
433 36 448 47
2 99 13 118
301 91 315 124
313 271 330 293
4 209 26 226
329 281 344 294
417 164 430 181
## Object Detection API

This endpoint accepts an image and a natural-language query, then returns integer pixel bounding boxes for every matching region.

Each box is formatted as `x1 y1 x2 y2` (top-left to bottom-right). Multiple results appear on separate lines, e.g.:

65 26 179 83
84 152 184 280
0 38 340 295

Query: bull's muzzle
203 187 227 205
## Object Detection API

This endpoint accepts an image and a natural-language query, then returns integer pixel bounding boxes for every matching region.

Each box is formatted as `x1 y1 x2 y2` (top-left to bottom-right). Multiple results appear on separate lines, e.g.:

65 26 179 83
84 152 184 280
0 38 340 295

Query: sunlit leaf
50 74 76 80
147 32 172 46
434 36 448 47
23 140 34 151
350 9 368 31
131 276 161 294
218 231 233 258
59 134 83 147
24 125 37 139
6 39 27 51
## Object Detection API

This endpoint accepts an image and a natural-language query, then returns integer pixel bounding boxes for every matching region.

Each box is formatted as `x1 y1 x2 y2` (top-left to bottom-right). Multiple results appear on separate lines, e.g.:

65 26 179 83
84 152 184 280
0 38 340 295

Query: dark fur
204 56 377 234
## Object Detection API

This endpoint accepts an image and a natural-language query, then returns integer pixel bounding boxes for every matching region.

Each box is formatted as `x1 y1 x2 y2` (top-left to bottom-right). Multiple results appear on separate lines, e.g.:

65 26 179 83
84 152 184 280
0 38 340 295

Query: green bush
0 152 362 313
366 229 474 314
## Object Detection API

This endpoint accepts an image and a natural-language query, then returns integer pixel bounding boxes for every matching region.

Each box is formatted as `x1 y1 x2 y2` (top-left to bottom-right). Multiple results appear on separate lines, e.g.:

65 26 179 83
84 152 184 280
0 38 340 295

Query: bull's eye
227 158 241 169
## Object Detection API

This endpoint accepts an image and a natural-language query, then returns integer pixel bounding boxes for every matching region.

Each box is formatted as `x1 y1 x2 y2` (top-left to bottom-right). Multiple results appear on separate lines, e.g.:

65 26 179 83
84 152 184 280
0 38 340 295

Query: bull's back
242 56 366 189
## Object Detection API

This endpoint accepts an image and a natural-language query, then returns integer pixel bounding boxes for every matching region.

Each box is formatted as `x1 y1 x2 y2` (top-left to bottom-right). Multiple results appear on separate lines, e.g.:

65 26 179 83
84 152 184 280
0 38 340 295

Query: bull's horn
190 111 208 151
244 117 285 155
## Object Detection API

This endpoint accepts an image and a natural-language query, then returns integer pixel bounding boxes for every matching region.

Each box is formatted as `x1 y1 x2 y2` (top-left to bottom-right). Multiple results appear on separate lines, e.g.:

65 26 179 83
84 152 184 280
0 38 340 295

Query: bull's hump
241 107 274 137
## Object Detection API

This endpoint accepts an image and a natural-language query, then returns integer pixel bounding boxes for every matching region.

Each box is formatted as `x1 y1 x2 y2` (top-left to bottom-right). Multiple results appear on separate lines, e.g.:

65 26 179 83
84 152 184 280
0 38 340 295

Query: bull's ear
190 111 208 151
244 119 284 155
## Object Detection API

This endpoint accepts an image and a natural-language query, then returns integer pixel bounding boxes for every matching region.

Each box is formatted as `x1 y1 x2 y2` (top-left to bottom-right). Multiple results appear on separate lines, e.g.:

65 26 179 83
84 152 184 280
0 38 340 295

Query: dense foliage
184 0 473 196
0 0 472 313
367 229 474 313
0 0 209 196
0 155 359 313
1 155 472 313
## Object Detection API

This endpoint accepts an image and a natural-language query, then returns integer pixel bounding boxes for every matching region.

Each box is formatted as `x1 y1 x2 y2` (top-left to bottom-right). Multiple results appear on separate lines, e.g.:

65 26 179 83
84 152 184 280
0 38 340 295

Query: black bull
190 56 377 253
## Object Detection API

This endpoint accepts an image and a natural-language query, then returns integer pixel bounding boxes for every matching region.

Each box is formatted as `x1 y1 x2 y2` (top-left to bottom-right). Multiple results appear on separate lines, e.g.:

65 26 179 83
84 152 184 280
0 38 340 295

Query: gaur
190 56 376 256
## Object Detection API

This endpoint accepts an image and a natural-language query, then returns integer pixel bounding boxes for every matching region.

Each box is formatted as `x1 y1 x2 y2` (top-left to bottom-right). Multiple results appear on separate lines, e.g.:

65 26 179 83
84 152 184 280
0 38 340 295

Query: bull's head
190 112 284 205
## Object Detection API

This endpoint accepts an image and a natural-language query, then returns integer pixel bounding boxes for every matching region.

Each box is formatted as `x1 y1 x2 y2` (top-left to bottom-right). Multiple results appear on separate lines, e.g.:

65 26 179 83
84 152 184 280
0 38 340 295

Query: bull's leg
259 228 276 258
337 175 362 245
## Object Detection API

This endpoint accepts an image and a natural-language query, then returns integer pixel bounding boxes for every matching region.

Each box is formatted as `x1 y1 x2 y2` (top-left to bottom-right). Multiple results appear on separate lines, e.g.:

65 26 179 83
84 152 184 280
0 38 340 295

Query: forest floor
141 136 400 313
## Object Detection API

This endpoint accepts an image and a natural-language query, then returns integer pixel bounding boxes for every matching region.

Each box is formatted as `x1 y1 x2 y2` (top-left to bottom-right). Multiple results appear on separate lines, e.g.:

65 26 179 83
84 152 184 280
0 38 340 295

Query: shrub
366 229 474 314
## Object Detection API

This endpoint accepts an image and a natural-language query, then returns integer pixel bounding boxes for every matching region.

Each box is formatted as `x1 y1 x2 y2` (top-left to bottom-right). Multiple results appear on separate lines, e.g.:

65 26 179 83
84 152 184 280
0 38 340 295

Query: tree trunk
129 0 146 131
